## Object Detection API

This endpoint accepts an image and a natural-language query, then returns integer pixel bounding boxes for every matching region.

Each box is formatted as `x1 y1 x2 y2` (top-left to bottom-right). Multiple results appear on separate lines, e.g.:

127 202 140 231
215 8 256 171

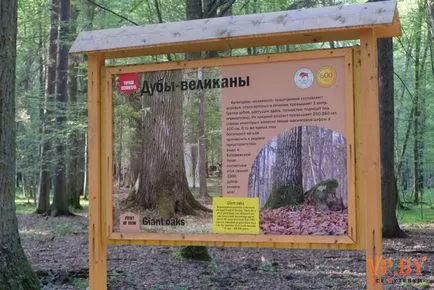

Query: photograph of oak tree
112 68 222 233
248 126 348 235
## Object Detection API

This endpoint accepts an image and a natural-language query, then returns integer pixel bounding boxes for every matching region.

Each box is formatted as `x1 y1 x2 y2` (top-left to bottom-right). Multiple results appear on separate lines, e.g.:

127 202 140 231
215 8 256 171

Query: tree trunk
197 68 209 198
51 0 71 216
37 0 59 214
66 3 82 209
366 0 405 237
412 0 426 205
265 127 303 209
377 37 405 237
191 144 198 189
0 0 40 287
127 71 209 218
428 0 434 39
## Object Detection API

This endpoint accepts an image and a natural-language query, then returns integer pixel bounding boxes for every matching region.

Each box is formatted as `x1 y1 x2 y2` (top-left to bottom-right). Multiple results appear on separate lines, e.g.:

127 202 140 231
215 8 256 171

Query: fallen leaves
260 204 347 235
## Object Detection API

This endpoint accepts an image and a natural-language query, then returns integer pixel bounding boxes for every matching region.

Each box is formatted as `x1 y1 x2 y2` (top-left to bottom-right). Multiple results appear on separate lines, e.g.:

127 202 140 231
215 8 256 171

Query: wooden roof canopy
70 0 401 59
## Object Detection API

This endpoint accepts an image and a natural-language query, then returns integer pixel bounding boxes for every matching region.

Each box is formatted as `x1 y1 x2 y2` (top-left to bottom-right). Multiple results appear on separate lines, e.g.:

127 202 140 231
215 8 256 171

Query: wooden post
88 53 107 290
360 29 383 290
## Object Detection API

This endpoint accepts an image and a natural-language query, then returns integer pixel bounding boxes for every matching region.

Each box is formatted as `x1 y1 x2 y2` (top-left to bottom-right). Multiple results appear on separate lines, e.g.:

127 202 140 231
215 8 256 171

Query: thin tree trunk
191 144 198 189
51 0 71 216
117 121 123 187
37 0 59 214
412 1 426 204
66 3 82 209
198 68 209 198
378 36 405 237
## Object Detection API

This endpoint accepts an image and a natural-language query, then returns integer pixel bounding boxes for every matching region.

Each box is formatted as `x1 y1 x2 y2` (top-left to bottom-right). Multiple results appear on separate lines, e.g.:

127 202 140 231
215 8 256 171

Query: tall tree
37 0 59 214
428 0 434 38
178 0 211 262
265 128 303 209
197 69 209 198
66 2 83 209
367 0 406 237
412 0 426 204
0 0 40 287
51 0 71 216
126 71 209 218
378 35 405 237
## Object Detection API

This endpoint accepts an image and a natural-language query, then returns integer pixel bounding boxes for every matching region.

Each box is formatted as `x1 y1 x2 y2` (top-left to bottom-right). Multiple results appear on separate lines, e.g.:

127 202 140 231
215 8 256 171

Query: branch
217 0 236 17
393 72 414 100
86 0 139 26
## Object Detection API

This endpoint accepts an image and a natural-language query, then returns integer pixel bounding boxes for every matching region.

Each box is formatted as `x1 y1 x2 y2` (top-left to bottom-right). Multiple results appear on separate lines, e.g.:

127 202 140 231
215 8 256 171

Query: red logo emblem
118 73 139 94
299 72 309 79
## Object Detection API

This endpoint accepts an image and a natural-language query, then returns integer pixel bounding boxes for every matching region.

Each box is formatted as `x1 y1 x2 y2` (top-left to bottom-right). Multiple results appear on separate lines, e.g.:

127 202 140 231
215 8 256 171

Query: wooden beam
70 1 399 58
88 53 107 290
360 29 383 290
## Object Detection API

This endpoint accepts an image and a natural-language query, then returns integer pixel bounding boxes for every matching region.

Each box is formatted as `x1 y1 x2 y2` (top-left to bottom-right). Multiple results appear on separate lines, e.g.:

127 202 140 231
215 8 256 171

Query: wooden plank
375 9 401 39
70 1 399 58
359 29 383 290
103 70 113 238
88 53 107 290
96 28 398 59
344 49 357 243
352 47 365 251
107 234 358 250
109 232 355 244
105 47 352 75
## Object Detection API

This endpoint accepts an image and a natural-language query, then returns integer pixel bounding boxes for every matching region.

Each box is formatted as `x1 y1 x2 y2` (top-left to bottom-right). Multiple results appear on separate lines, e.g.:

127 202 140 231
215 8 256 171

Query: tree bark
412 0 426 205
0 0 40 287
197 68 209 197
51 0 71 216
378 37 405 237
265 127 303 209
366 0 406 238
127 71 209 218
66 2 82 209
191 144 198 189
37 0 59 214
427 0 434 39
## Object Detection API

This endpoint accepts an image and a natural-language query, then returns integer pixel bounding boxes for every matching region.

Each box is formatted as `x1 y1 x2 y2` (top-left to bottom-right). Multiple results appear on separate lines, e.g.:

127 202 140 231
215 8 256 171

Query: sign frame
76 1 401 288
103 48 358 248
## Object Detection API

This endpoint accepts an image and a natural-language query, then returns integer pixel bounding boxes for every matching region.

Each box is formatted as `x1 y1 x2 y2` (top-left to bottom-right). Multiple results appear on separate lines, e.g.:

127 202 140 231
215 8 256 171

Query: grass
397 204 434 225
15 189 89 216
189 177 222 197
70 277 88 290
398 189 434 225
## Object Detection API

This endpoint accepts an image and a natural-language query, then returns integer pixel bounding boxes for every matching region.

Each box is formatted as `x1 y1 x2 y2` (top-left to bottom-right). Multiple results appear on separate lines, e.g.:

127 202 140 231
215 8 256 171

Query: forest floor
17 208 434 290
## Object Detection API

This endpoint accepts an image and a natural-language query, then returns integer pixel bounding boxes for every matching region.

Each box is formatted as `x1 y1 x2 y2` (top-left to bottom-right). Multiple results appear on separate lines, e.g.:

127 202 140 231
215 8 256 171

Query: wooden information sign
70 1 401 289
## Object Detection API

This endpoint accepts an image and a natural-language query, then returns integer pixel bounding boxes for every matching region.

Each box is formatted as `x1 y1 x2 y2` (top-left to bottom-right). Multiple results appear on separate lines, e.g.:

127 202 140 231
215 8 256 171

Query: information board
105 48 356 245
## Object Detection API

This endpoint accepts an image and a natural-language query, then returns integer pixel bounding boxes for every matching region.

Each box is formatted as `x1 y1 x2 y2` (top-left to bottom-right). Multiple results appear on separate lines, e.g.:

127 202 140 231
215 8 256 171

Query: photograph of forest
248 126 348 235
112 67 222 234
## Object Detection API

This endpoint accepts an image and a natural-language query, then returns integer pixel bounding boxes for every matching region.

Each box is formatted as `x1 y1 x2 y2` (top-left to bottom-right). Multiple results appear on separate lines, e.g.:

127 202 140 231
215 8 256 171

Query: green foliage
398 204 434 225
175 246 212 261
397 189 434 224
69 277 88 289
14 0 434 242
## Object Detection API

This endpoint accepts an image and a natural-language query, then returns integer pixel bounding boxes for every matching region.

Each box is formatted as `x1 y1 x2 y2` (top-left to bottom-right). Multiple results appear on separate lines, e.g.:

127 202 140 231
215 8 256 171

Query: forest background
4 0 434 288
15 0 433 233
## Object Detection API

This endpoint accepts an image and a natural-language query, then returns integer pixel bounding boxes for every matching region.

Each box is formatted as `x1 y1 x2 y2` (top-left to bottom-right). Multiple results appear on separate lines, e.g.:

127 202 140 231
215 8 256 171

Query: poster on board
111 54 351 237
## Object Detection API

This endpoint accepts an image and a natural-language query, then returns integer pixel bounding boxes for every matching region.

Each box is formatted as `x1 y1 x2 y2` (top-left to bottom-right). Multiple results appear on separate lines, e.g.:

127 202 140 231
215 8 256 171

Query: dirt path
19 214 434 289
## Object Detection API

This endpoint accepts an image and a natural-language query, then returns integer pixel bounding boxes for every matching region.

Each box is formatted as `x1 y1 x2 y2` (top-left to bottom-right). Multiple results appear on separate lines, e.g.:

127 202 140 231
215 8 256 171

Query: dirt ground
18 213 434 290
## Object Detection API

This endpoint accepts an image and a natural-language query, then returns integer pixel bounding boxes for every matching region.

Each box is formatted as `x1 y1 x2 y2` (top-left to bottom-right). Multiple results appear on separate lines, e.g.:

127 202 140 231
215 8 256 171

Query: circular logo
294 68 314 89
316 66 337 88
